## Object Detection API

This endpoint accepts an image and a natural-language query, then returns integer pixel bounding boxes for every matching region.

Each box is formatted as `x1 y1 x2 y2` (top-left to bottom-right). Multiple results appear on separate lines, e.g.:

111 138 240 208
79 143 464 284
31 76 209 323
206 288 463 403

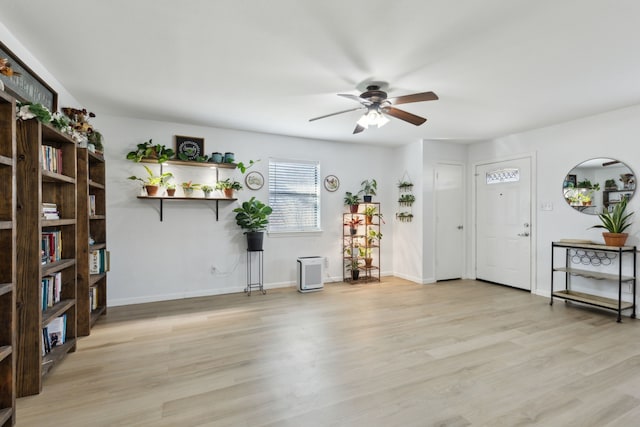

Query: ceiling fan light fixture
357 108 389 129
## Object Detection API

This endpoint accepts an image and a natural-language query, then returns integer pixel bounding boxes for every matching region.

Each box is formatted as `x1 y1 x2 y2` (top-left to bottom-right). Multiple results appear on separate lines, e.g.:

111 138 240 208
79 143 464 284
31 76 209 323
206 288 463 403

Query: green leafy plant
126 139 175 163
215 178 243 191
233 197 273 233
237 159 260 174
346 258 360 272
201 185 214 194
181 181 201 190
127 165 173 187
367 229 383 246
591 198 634 234
398 194 416 204
359 179 377 197
397 180 413 189
344 191 361 206
363 205 385 223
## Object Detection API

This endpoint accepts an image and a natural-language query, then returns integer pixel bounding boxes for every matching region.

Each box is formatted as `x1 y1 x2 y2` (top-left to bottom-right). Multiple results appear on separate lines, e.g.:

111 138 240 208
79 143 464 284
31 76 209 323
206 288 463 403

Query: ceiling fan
309 83 438 134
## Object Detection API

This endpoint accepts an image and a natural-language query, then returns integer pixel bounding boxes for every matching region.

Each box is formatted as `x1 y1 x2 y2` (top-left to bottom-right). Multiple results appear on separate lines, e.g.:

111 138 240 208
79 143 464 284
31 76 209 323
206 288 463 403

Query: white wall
0 22 80 108
468 104 640 300
96 114 398 305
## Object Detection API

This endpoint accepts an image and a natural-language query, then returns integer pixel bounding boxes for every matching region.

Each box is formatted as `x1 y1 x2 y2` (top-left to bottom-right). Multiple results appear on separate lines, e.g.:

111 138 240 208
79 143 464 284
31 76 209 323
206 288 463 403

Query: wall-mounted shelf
137 196 237 221
140 158 237 169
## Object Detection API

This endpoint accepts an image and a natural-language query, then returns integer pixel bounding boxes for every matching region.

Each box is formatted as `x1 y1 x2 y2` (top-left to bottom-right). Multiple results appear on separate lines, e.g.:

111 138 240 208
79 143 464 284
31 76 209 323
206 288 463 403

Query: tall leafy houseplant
233 197 273 251
344 191 361 214
591 198 634 246
359 179 377 202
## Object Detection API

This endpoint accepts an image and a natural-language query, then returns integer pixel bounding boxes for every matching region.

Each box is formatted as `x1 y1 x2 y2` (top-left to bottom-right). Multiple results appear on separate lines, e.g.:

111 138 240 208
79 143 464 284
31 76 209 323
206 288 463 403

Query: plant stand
245 249 265 296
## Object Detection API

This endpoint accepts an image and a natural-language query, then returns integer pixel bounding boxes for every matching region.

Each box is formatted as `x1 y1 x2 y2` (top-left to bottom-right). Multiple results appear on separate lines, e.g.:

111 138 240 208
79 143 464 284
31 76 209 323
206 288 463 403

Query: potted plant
345 216 363 235
358 246 373 268
397 180 413 192
165 183 177 197
346 258 360 281
363 205 385 225
87 130 104 154
233 197 273 251
398 194 415 206
591 198 634 246
359 179 377 202
215 178 243 198
605 179 618 190
181 181 201 197
344 191 361 213
396 212 414 222
126 139 175 163
127 165 173 196
201 185 214 198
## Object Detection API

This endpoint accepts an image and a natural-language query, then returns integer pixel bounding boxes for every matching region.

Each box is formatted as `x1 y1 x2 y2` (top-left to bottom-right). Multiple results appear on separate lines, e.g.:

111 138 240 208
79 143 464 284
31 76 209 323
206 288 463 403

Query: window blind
268 159 320 232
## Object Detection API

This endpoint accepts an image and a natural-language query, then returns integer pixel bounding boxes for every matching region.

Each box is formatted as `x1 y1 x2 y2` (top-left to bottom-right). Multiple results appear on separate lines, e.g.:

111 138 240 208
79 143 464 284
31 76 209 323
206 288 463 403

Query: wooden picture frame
175 135 205 161
0 41 58 111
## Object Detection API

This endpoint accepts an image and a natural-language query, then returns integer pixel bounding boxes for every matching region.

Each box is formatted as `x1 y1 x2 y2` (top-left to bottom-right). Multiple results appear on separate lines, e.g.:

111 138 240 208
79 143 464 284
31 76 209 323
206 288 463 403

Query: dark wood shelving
0 90 16 425
16 118 77 398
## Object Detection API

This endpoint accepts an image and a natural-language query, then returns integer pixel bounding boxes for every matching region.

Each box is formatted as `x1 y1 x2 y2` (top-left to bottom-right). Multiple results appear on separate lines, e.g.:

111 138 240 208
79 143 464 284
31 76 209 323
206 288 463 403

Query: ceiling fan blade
338 93 372 105
387 91 438 105
383 107 427 126
309 107 364 122
353 124 366 134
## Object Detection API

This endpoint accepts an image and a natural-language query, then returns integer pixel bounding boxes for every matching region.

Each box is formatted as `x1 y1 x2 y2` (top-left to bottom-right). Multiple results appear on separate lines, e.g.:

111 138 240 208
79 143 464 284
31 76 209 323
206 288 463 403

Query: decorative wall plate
245 171 264 190
324 175 340 192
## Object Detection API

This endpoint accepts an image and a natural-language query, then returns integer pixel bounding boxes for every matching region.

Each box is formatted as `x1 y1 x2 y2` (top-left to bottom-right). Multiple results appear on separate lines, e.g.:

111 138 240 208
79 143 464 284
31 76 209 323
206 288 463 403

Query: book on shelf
89 194 96 216
89 287 99 311
41 272 62 311
41 230 63 264
89 249 110 274
43 314 67 353
41 145 63 173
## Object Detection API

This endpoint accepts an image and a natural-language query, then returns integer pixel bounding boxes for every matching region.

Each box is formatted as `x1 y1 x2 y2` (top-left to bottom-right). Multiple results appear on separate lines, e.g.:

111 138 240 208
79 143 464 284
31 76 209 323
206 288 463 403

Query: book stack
41 145 63 173
41 230 63 264
89 194 96 216
41 272 62 311
42 314 67 355
42 202 60 220
89 249 109 274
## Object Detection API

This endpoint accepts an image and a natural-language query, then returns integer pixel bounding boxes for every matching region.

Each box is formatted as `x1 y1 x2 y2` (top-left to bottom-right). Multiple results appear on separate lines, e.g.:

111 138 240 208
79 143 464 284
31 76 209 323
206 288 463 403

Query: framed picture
245 171 264 190
0 41 58 111
564 174 577 188
175 135 205 161
324 175 340 192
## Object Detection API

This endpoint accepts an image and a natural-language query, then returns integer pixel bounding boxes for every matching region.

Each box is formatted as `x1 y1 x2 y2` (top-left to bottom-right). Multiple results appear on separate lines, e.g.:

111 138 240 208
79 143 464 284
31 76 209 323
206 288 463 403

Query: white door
476 157 531 290
436 163 464 281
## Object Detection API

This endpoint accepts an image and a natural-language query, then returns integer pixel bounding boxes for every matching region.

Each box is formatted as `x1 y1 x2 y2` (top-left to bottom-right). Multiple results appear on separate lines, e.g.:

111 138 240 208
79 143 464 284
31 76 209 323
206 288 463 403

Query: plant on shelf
397 180 413 191
181 181 201 196
359 178 377 202
346 258 360 281
178 151 209 162
215 178 243 198
590 198 634 246
366 229 383 247
166 183 177 197
201 185 214 198
126 139 175 163
344 191 361 213
363 205 385 225
345 216 363 235
87 130 104 153
233 197 273 251
605 179 618 190
396 212 414 222
398 193 416 206
127 165 173 196
236 159 260 173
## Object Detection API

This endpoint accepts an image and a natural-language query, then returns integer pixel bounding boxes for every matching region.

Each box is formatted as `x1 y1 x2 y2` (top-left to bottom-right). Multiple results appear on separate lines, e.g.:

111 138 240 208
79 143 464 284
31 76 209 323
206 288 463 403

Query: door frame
434 161 466 281
471 152 538 294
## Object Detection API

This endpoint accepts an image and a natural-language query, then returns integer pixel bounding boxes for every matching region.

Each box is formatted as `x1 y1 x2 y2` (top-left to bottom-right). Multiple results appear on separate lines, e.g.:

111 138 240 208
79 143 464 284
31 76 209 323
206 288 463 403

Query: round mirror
563 158 635 214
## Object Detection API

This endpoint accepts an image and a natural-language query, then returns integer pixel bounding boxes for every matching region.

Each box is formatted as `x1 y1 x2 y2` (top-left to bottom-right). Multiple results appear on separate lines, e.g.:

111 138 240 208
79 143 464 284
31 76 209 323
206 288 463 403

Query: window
268 158 320 233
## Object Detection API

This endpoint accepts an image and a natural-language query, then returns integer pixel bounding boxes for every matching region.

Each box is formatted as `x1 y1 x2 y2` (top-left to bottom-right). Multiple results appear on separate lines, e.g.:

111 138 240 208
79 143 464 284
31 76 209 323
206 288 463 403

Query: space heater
296 256 324 292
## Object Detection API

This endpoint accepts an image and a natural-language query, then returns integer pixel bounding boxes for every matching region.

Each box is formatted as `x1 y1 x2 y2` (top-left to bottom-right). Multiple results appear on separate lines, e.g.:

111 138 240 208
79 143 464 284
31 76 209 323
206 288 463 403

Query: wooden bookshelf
0 90 16 425
15 119 77 397
77 148 108 336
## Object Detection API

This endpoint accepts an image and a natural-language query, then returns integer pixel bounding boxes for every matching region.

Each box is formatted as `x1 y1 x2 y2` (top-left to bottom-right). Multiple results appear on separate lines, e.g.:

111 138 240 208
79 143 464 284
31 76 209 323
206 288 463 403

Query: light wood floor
16 278 640 426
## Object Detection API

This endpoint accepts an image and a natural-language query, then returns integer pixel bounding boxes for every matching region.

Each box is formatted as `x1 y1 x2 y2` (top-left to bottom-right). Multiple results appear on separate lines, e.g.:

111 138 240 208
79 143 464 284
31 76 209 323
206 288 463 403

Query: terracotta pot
349 204 359 214
364 258 373 267
603 232 628 247
145 185 159 196
166 188 176 197
223 188 234 198
365 215 373 225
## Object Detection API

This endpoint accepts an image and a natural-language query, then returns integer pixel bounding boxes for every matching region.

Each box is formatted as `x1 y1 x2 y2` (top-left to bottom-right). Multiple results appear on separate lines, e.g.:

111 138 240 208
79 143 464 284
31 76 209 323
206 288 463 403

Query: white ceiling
3 0 640 146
